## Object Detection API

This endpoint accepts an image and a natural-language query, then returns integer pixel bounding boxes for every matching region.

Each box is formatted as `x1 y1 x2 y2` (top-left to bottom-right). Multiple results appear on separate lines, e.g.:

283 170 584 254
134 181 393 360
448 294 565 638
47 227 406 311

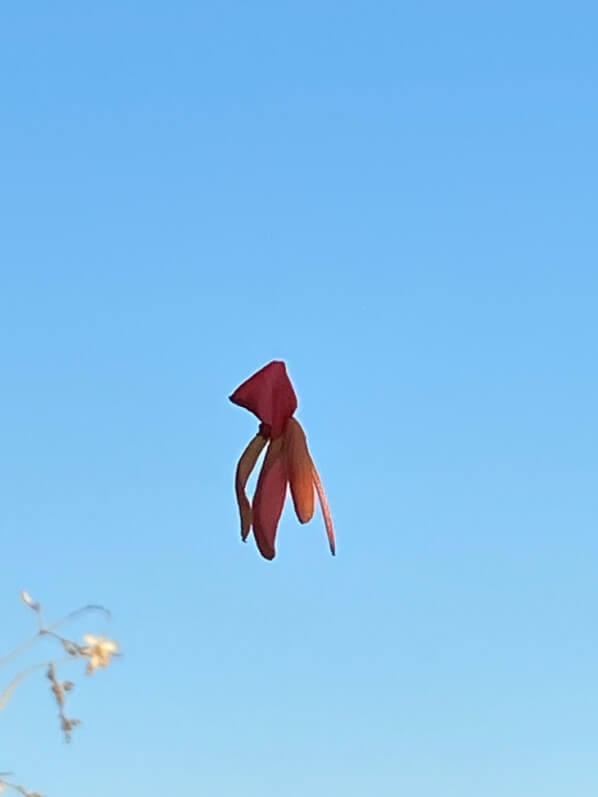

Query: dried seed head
20 590 40 612
82 635 119 674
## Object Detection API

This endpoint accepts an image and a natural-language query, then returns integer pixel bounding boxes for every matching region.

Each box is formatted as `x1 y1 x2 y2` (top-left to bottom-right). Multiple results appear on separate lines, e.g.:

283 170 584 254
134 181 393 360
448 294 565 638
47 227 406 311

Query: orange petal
284 418 315 524
312 463 336 556
234 434 267 541
253 437 288 560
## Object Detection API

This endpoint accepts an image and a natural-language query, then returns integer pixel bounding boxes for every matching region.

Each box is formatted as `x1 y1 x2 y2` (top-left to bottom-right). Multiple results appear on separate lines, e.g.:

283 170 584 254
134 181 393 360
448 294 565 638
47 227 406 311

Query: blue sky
1 1 597 795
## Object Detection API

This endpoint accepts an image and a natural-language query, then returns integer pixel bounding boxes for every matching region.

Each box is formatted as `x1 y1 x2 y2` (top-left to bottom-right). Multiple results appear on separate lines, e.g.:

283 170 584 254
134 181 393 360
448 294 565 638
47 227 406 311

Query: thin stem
0 604 110 670
0 654 82 713
46 604 111 633
0 662 47 711
0 633 42 671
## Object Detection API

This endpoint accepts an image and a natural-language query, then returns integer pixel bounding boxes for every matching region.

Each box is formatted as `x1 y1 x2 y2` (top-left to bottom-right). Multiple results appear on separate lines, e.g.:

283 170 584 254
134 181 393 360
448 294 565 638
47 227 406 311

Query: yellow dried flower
82 635 118 674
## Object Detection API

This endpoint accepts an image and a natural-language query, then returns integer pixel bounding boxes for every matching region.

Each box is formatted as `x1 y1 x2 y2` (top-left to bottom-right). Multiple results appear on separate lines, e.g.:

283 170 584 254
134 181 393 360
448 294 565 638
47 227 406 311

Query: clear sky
1 2 597 795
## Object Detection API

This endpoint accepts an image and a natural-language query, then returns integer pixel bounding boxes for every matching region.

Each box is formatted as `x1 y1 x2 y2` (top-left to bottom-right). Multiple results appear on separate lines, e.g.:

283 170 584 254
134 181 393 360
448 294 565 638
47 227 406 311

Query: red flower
230 361 335 560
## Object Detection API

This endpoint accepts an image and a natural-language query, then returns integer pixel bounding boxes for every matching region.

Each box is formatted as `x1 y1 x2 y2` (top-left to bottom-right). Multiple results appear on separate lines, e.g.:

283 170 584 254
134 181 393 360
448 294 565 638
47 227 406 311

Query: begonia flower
230 361 335 560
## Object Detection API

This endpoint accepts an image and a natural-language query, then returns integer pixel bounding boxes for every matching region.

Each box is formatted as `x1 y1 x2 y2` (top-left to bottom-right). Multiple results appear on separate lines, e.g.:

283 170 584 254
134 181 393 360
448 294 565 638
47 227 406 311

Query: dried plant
0 591 120 796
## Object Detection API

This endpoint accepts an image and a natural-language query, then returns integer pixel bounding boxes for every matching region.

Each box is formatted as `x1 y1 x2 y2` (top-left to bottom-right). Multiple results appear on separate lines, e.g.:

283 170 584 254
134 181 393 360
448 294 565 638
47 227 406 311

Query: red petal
285 418 315 524
229 361 298 438
234 434 268 541
252 437 288 560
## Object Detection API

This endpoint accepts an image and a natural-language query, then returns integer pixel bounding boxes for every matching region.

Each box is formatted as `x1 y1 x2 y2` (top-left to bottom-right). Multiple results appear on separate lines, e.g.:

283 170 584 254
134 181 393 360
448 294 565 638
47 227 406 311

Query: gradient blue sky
2 2 597 795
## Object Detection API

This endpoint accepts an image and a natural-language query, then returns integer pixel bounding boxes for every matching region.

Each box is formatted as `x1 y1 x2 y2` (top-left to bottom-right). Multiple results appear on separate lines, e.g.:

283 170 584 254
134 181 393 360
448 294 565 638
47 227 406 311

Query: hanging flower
230 361 335 560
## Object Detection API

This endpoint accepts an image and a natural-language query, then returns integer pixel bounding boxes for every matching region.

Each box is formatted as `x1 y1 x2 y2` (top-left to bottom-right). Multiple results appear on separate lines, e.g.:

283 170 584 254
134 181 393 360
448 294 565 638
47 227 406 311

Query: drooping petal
284 417 315 524
234 433 268 541
229 361 298 438
312 463 336 556
252 436 288 560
